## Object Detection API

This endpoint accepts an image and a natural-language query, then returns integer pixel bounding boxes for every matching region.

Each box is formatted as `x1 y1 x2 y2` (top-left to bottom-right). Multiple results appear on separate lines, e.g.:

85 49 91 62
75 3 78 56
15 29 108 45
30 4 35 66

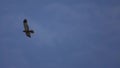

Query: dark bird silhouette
23 19 34 38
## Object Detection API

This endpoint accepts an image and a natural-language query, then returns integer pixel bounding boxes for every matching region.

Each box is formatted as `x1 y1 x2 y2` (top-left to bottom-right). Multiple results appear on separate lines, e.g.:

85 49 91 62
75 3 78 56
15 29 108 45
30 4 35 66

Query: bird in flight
23 19 34 38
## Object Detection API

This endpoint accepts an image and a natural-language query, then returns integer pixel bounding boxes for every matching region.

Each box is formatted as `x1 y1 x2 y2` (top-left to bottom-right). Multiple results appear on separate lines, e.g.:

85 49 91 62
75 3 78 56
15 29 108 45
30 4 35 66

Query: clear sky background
0 0 120 68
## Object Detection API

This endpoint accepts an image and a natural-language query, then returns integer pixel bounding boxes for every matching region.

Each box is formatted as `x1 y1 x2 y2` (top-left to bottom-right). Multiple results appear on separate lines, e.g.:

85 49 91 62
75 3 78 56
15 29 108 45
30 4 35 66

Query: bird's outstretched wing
23 19 29 31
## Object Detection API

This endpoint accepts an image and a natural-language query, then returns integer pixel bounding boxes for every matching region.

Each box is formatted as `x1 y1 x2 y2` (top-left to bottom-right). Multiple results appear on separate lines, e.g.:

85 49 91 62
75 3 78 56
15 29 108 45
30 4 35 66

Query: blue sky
0 0 120 68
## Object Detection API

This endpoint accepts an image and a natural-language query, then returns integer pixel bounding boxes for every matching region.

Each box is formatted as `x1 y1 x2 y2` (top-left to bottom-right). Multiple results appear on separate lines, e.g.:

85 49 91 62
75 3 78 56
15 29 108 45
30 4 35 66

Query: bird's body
23 19 34 38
